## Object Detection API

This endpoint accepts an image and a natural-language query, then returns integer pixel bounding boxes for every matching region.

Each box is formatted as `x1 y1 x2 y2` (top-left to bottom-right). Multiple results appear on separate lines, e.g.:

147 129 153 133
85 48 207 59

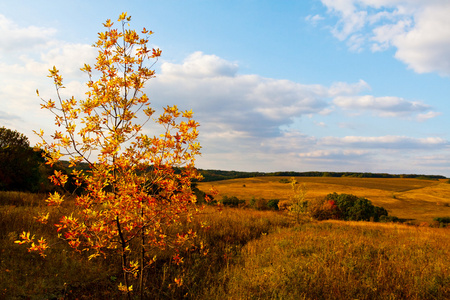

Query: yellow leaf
174 277 183 287
118 12 127 22
88 253 100 260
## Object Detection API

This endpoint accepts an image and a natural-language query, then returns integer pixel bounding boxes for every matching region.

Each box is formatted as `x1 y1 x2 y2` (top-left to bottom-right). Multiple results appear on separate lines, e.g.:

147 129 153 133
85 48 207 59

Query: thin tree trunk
116 216 131 300
139 205 145 300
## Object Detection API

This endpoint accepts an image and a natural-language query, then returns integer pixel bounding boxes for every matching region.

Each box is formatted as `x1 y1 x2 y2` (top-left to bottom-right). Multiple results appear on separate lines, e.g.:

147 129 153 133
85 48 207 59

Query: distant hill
197 169 447 182
50 161 448 182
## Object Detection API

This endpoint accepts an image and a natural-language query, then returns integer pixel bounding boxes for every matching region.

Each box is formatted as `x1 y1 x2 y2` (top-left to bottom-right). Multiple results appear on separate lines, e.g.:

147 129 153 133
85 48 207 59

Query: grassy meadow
1 176 450 299
205 221 450 299
198 176 450 223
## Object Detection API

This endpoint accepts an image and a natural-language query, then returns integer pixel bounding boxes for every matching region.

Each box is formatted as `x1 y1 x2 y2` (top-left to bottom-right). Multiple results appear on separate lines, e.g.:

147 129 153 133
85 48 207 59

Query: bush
433 217 450 227
380 215 401 223
192 182 215 204
330 193 387 221
0 127 48 192
220 196 245 207
251 198 268 210
249 198 280 210
308 197 340 220
309 193 388 222
266 199 280 210
433 217 450 224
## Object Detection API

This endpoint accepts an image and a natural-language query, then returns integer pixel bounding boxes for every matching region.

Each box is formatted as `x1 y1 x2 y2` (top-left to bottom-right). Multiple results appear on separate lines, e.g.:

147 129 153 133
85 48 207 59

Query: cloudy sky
1 0 450 176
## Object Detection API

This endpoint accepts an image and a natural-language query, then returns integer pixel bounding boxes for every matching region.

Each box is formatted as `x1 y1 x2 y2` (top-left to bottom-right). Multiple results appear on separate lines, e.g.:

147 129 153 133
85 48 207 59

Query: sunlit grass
0 192 293 299
204 221 450 300
198 177 450 223
0 192 119 299
2 188 450 299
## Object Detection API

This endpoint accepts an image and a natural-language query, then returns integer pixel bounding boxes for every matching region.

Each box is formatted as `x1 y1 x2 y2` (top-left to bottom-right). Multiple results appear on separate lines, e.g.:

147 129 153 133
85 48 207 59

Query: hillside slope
198 177 450 222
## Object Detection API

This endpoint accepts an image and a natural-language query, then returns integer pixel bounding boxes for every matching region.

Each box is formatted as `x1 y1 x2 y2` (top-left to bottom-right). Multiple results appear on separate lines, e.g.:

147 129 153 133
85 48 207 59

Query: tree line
199 169 446 182
1 127 446 193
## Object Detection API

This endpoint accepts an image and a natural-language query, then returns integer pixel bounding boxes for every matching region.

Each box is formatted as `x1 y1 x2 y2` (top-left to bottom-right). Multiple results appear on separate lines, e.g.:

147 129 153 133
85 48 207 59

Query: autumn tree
16 12 206 298
0 127 45 192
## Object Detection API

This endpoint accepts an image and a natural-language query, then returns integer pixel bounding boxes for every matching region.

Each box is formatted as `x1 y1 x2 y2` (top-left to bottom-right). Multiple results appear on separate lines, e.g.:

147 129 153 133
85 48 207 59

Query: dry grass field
198 176 450 223
203 219 450 300
1 190 449 299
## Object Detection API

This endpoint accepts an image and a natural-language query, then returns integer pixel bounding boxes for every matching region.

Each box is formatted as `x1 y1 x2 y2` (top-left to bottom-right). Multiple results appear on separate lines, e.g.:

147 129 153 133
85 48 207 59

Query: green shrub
192 183 215 204
278 178 291 184
252 198 268 210
266 199 280 210
380 215 401 223
433 217 450 224
308 197 340 220
249 198 279 210
433 217 450 227
220 195 245 207
320 193 388 222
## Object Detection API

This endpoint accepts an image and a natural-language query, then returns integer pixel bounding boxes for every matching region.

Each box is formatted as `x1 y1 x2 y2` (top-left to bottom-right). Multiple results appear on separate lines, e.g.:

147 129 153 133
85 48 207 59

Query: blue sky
1 0 450 176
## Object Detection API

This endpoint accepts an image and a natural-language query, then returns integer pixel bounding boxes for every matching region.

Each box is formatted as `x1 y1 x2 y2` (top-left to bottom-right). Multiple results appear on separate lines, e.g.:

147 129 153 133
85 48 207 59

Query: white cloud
0 15 97 145
297 149 370 161
145 52 449 175
371 19 412 51
328 79 370 96
0 14 56 54
393 2 450 74
333 95 432 118
305 14 325 26
320 135 448 149
150 52 376 139
320 0 450 75
314 121 327 128
321 0 368 43
40 43 97 77
416 111 442 122
161 51 238 78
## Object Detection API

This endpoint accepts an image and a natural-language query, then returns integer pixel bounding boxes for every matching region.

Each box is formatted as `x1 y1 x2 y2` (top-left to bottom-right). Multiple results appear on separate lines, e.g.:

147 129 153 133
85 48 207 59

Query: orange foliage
17 12 205 298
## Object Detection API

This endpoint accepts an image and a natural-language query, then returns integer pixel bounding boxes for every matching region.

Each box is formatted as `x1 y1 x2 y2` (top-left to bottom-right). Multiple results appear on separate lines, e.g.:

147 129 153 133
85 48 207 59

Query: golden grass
2 189 450 299
0 192 293 299
198 177 450 223
0 192 119 299
203 220 450 300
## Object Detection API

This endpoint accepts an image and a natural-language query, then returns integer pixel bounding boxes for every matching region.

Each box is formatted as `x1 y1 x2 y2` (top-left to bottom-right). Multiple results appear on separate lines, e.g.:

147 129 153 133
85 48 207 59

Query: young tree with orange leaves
16 12 207 298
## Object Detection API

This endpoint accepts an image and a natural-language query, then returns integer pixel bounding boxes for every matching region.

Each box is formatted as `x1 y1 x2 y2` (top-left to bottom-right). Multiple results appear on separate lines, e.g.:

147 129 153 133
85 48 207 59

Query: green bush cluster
278 178 291 184
191 182 215 204
309 193 388 222
308 197 340 220
0 127 48 193
266 199 280 210
220 196 246 207
432 217 450 228
433 217 450 223
380 215 401 223
249 197 280 210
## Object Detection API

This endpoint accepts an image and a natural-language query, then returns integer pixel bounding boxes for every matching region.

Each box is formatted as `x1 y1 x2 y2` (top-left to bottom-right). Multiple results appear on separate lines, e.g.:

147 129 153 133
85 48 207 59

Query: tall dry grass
145 206 293 299
0 191 293 299
2 189 450 299
203 221 450 300
0 192 119 299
